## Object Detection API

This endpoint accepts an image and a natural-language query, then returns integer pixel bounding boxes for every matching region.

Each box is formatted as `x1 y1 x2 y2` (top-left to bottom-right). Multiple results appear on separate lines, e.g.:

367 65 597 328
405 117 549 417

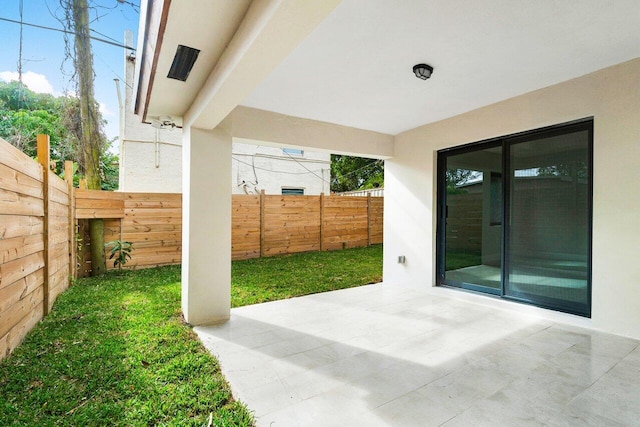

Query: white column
182 126 232 324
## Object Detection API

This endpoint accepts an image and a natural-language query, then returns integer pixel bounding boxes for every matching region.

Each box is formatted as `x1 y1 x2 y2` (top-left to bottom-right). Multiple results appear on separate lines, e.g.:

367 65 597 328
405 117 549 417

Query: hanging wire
0 16 136 50
232 156 327 176
16 0 24 108
282 150 331 184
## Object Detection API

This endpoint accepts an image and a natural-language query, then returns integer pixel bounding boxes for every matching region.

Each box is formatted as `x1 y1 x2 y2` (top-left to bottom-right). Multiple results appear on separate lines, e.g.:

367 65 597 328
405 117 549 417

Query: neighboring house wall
232 143 330 195
122 55 330 195
120 48 182 193
384 58 640 339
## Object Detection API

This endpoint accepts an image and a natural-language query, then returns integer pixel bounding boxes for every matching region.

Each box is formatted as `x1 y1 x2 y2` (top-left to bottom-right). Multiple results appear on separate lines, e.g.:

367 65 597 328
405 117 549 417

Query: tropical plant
106 240 133 270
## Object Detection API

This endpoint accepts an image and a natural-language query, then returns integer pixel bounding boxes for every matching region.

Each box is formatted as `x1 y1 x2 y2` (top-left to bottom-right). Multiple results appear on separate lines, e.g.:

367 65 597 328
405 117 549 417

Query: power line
282 150 331 184
232 156 328 178
336 158 384 179
0 16 135 50
94 51 132 89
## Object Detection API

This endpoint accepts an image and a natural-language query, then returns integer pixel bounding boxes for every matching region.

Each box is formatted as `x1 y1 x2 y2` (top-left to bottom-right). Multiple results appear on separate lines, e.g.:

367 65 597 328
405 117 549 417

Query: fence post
367 193 372 247
259 189 265 258
37 135 51 316
64 161 77 280
319 193 325 251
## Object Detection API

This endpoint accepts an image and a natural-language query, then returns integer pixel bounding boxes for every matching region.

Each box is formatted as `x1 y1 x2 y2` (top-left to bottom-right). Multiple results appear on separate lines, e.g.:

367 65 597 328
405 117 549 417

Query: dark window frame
436 118 593 317
282 188 305 195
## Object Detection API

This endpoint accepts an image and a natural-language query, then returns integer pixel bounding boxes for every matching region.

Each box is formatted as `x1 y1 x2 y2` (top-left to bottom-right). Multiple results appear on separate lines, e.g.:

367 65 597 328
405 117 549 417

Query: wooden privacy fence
1 133 384 359
446 192 482 253
78 191 383 272
75 190 182 275
233 192 383 260
0 136 72 360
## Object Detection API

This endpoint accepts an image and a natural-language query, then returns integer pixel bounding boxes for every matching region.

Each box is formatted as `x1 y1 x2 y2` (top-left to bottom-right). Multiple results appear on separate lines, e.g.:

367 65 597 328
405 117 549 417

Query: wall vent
167 45 200 81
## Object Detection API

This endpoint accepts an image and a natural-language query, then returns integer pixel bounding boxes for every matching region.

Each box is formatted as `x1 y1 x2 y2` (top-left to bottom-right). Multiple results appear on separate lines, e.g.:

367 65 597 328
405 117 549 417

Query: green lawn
232 244 383 307
0 245 383 426
445 251 482 271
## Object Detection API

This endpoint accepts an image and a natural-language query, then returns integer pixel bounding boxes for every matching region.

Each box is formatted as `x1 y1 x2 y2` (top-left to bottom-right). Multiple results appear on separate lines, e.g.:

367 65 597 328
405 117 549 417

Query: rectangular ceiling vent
167 45 200 81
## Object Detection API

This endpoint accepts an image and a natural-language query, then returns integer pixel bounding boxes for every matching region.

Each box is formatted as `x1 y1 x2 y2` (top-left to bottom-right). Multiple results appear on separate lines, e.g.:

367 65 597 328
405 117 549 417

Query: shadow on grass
0 266 253 426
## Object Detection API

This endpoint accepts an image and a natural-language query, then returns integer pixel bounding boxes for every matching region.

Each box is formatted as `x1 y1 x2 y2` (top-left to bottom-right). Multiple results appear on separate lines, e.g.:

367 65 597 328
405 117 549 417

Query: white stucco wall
232 142 330 195
120 52 183 193
384 58 640 339
122 57 331 195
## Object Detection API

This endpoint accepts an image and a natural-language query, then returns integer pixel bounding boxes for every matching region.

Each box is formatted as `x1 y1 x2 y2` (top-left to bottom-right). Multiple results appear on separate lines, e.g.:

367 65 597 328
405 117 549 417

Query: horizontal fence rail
78 191 383 272
0 136 71 361
1 133 384 360
233 192 383 260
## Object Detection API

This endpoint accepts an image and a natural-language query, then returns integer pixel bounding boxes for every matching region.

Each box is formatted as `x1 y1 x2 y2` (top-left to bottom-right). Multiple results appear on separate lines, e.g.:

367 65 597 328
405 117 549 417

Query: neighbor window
282 188 304 195
282 148 303 156
436 119 593 317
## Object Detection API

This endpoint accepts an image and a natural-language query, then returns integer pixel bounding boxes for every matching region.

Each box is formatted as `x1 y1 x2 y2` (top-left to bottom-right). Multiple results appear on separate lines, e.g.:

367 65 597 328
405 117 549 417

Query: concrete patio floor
195 284 640 426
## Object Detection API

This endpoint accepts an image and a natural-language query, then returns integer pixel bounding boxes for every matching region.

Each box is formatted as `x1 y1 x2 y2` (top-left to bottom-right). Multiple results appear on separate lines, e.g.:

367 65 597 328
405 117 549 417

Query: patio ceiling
137 0 640 135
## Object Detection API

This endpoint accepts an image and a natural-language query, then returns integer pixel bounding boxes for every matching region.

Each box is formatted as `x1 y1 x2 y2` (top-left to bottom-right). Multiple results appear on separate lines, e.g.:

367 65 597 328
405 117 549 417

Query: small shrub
106 240 133 269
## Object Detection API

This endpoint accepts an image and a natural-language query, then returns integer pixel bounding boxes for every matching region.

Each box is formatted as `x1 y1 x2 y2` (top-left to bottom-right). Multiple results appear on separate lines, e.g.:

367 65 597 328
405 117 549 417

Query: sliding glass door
439 144 503 295
437 120 592 316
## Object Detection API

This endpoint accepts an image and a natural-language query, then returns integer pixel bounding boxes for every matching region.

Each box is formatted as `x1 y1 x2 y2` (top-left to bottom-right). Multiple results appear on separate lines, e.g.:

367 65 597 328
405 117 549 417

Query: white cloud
99 101 114 116
0 71 56 95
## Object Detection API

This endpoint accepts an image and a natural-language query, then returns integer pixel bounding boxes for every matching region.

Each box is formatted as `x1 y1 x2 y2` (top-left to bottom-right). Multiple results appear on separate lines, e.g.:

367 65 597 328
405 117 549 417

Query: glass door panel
505 129 590 315
441 145 502 293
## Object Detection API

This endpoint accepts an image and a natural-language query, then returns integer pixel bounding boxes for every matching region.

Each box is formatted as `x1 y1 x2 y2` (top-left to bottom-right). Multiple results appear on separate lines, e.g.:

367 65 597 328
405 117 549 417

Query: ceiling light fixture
413 63 434 80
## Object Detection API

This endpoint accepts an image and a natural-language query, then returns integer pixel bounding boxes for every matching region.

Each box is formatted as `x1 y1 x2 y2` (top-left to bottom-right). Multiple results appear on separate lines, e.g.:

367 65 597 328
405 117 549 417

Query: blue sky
0 0 140 150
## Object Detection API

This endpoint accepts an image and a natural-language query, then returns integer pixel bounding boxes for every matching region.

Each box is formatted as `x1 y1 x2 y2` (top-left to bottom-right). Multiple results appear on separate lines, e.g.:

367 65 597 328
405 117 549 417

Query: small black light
167 45 200 81
413 63 434 80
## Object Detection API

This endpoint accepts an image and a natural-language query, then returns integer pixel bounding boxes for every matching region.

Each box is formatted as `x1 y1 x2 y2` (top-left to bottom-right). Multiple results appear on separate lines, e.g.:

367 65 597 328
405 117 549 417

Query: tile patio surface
195 284 640 426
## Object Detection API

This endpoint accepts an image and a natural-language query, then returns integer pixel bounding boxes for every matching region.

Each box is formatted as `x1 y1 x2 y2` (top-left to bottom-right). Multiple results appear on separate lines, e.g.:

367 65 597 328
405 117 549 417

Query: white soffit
146 0 252 122
241 0 640 135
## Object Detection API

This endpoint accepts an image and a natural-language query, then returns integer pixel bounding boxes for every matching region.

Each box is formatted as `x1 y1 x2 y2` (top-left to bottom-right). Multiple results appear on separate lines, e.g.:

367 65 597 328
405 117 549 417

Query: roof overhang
134 0 340 129
135 0 640 137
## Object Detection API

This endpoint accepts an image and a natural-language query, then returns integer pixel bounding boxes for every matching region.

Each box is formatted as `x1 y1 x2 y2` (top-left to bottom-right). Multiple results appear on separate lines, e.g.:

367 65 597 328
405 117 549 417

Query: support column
182 126 232 324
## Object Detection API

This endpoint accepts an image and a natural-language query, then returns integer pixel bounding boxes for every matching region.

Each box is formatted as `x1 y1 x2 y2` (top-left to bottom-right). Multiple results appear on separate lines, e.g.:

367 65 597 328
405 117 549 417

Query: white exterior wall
120 48 183 193
121 56 330 195
384 58 640 339
232 142 330 195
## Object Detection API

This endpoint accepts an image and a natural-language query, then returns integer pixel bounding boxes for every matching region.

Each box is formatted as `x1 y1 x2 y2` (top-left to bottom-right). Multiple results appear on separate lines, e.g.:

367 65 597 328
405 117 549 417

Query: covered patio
196 284 640 425
133 0 640 424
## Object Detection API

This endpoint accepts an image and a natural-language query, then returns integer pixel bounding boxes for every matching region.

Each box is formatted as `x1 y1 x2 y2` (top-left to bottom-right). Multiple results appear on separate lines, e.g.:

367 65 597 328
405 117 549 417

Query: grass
445 250 482 270
0 245 383 425
0 266 252 426
232 244 383 307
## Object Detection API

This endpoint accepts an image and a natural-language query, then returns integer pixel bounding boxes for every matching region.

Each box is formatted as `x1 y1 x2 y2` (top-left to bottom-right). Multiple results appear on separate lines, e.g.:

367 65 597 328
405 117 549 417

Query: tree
0 81 117 189
330 155 383 193
445 168 480 194
62 0 107 275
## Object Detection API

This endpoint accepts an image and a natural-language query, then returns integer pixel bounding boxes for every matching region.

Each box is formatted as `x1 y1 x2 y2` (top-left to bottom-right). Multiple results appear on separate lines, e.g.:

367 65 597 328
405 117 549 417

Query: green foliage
446 168 480 194
232 245 383 307
106 240 133 269
0 266 253 426
0 81 118 189
538 161 588 180
445 251 482 270
330 155 384 192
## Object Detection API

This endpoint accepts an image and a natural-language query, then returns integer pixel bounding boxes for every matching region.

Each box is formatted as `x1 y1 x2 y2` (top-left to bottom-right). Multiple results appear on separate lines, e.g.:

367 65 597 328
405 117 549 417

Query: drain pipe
155 128 160 168
114 78 125 189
